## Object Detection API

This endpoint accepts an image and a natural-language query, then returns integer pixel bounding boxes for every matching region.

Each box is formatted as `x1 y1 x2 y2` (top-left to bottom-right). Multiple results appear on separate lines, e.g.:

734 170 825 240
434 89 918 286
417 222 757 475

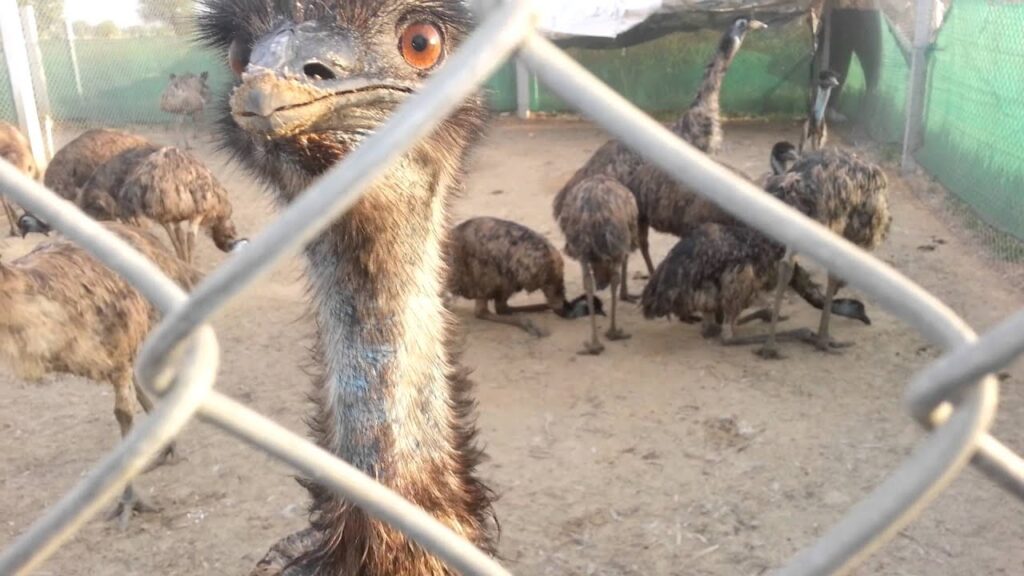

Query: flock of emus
0 4 895 576
449 17 888 360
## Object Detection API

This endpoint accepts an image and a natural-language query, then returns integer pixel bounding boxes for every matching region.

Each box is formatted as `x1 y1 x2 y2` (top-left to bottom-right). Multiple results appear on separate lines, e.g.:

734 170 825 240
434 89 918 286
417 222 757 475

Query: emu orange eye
400 23 443 70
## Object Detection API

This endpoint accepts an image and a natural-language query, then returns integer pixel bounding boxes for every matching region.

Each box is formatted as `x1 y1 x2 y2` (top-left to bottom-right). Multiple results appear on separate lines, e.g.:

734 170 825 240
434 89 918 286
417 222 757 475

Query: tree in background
138 0 195 35
94 20 120 39
16 0 65 37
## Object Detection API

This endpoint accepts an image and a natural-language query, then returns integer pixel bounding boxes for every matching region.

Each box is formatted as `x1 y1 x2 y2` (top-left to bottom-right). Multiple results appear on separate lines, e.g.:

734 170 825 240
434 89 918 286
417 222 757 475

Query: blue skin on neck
813 87 834 124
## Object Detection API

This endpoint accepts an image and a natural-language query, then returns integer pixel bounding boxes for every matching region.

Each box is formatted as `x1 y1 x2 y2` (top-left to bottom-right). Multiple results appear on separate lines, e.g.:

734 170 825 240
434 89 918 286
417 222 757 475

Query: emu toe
579 341 606 356
107 489 159 530
606 328 631 341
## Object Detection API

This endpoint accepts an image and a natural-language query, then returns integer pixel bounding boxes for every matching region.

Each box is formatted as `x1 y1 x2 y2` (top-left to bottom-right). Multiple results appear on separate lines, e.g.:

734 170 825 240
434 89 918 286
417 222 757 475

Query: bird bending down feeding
554 175 639 355
447 217 604 337
43 129 152 202
630 141 870 328
746 148 890 359
199 0 497 574
0 223 199 526
799 70 841 153
118 147 248 263
559 16 766 210
0 122 40 235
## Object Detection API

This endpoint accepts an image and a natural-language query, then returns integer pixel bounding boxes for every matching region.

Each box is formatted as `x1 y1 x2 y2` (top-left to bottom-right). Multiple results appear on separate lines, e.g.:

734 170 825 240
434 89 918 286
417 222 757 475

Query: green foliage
138 0 196 35
94 20 119 39
16 0 65 37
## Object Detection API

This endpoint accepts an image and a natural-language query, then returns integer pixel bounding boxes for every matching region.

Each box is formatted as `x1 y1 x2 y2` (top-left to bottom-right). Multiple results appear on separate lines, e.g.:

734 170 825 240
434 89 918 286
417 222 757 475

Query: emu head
769 141 799 175
817 69 841 90
197 0 485 201
563 294 606 319
17 214 50 238
722 16 767 57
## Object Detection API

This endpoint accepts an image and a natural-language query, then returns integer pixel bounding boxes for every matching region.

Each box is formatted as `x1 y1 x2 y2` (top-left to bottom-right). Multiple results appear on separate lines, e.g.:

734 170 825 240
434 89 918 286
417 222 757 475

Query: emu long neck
672 38 740 147
812 86 834 124
303 153 492 573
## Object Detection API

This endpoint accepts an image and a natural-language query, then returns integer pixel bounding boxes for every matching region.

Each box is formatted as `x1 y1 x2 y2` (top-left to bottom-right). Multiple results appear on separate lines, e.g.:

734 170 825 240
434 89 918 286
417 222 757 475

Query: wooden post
515 59 531 120
901 0 937 174
0 0 47 170
20 5 54 160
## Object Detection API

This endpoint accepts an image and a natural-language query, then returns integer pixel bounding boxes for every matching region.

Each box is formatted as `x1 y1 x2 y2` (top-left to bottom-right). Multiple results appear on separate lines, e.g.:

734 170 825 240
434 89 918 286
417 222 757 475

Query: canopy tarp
540 0 815 48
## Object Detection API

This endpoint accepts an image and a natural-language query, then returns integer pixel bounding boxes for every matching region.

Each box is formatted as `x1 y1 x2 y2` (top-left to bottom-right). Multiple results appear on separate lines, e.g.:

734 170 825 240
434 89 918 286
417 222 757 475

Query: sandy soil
1 120 1022 576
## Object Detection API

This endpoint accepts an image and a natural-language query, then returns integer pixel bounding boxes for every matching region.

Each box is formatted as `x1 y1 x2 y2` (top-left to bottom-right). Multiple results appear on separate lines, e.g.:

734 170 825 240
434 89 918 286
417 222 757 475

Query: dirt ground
1 119 1022 576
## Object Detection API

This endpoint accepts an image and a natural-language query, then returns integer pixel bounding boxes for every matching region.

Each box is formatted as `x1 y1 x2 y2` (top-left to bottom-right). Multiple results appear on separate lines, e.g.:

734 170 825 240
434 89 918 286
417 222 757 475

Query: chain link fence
1 0 1024 575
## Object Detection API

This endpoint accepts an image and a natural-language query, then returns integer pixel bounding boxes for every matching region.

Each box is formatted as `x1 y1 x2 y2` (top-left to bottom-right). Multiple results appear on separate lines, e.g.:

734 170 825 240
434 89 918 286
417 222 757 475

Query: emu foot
106 489 159 530
814 334 854 353
605 328 631 341
620 293 640 304
578 341 605 356
145 443 179 473
701 323 722 339
755 345 786 361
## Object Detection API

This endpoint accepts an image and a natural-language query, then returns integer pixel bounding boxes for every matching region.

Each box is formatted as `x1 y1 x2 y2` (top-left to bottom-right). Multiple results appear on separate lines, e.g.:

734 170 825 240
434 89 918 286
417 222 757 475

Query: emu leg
737 308 789 325
187 219 200 264
476 299 548 337
2 197 18 236
606 264 631 341
162 223 185 261
107 374 159 529
174 223 191 263
701 315 722 339
579 262 605 355
814 274 853 351
724 251 796 358
134 383 178 471
639 221 655 277
618 258 639 303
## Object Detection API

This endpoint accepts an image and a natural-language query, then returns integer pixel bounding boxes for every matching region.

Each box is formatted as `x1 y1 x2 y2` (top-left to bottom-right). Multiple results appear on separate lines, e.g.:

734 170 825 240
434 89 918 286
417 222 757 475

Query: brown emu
119 147 248 263
43 129 152 202
77 145 161 221
799 70 841 153
199 0 497 574
558 17 766 195
447 216 602 337
0 122 40 235
755 148 891 358
160 71 212 148
0 223 199 526
554 175 639 355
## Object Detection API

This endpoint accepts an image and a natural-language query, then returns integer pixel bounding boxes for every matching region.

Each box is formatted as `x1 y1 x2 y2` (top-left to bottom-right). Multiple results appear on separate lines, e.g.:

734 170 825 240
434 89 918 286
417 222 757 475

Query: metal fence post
0 0 47 170
901 0 936 173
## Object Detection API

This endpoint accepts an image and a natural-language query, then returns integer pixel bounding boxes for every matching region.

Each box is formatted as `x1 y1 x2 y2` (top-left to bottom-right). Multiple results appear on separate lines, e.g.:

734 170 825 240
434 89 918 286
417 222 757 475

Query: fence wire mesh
0 0 1023 575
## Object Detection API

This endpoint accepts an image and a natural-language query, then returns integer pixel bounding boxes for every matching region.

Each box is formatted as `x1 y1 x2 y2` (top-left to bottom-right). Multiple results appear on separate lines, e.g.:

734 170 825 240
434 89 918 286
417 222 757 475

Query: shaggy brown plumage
0 222 199 525
554 174 638 355
160 72 211 148
642 223 784 340
757 148 891 357
119 147 246 263
77 145 161 221
447 217 600 337
0 122 40 235
627 140 797 274
557 17 765 197
198 0 497 574
43 129 152 202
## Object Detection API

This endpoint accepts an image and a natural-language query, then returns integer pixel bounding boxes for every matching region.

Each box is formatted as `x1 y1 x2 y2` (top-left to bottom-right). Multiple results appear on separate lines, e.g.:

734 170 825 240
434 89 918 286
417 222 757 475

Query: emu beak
749 20 767 31
231 23 415 138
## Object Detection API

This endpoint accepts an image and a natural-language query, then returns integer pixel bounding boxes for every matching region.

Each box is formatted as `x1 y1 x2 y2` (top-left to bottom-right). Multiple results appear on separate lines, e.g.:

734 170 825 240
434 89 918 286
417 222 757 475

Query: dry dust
1 120 1022 575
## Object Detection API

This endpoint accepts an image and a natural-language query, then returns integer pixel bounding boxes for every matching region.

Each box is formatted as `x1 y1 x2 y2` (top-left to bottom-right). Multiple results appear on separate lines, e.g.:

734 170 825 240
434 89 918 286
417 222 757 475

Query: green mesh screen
915 0 1024 242
528 20 813 118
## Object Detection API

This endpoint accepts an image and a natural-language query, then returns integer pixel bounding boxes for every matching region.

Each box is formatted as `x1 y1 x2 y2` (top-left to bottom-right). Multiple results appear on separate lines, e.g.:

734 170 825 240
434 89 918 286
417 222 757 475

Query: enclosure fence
1 0 1024 575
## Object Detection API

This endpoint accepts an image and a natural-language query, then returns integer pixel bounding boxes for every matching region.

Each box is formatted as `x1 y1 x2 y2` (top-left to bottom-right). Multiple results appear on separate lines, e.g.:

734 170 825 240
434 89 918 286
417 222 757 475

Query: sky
64 0 142 27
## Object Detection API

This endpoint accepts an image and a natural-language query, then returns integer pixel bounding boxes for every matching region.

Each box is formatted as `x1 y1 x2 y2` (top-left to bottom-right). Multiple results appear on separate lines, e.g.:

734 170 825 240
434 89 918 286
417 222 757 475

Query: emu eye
399 23 443 70
229 38 251 76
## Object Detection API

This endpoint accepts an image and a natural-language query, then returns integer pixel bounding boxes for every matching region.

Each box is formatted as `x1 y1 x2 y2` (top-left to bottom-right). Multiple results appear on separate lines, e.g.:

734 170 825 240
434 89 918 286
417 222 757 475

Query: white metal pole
515 59 531 119
64 17 83 96
901 0 937 173
20 5 55 160
0 0 47 170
